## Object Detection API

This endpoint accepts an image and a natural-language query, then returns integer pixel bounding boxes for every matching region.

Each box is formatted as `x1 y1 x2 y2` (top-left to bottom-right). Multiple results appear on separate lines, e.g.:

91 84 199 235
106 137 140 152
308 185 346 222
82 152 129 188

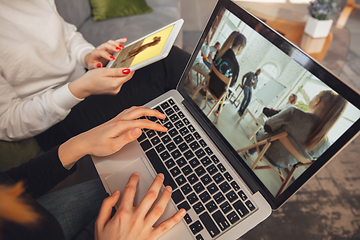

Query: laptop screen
178 0 360 208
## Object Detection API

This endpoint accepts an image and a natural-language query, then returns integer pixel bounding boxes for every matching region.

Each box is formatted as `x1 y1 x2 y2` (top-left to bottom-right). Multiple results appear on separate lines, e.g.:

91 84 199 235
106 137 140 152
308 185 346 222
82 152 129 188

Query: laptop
92 0 360 239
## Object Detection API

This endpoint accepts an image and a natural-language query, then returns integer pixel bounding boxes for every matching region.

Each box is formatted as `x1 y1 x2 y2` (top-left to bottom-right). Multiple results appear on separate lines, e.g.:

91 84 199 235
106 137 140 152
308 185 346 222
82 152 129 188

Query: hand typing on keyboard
95 172 186 240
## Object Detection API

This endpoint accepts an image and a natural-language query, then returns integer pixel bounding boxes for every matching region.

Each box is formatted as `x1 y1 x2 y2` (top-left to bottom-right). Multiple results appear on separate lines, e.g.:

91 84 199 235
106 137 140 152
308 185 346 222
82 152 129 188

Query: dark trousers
238 86 252 115
263 107 280 117
35 47 190 151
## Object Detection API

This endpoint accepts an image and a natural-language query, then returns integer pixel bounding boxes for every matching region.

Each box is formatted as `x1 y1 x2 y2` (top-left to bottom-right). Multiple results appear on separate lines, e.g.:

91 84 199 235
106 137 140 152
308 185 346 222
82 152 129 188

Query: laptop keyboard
137 98 257 239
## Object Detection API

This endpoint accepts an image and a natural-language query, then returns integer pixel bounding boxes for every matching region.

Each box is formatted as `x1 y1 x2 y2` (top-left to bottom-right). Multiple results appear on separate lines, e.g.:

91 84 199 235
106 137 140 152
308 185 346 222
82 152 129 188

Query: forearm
58 133 89 170
0 84 82 141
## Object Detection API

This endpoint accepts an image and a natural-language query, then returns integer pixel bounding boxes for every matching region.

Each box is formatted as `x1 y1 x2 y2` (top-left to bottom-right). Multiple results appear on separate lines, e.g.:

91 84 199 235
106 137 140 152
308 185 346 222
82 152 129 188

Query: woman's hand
68 67 134 99
85 38 127 70
58 106 166 168
95 172 186 240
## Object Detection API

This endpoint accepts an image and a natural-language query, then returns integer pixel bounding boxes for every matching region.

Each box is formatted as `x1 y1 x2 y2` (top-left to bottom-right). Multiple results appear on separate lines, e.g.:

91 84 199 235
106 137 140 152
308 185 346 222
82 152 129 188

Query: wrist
58 134 88 169
68 78 90 99
84 52 91 67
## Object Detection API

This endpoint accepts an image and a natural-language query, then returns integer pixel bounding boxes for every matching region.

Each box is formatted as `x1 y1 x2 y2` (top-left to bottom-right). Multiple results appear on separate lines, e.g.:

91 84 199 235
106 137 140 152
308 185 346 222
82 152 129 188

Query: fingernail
112 190 120 196
119 44 124 49
180 209 186 216
97 62 102 68
110 56 115 60
165 186 172 192
122 68 130 74
116 47 121 50
158 173 165 180
123 37 127 40
133 128 141 138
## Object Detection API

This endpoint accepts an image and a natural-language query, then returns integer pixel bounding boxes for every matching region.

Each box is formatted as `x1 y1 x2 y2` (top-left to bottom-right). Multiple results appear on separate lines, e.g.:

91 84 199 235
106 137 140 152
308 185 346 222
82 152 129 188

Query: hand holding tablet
106 19 184 71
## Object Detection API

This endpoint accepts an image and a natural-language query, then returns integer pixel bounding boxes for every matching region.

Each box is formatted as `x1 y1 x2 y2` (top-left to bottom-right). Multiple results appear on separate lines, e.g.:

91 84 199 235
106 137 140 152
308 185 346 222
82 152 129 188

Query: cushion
90 0 153 22
0 138 41 172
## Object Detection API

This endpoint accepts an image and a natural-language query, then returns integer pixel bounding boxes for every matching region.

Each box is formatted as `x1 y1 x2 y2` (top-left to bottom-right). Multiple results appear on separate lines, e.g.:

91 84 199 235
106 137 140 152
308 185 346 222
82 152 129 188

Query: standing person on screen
121 36 162 63
208 31 246 115
0 0 189 151
237 69 261 117
0 106 186 240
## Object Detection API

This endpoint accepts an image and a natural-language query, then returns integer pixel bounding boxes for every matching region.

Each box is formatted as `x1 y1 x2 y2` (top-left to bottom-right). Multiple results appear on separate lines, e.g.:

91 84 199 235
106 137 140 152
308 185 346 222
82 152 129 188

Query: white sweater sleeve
0 71 82 141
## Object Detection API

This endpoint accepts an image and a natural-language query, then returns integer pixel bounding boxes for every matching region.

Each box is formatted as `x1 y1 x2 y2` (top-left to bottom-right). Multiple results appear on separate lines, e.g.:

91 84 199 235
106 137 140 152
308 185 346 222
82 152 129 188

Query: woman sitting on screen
245 90 347 169
208 31 247 114
262 93 298 118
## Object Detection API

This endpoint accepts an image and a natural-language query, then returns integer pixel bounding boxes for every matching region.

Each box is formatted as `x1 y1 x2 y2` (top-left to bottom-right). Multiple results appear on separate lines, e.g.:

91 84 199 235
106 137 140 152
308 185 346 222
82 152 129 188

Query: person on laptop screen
244 90 347 168
0 106 186 240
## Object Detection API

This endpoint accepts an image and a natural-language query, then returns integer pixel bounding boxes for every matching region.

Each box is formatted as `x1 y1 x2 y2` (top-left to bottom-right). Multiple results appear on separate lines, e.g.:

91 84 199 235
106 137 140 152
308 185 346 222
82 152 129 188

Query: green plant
308 0 341 20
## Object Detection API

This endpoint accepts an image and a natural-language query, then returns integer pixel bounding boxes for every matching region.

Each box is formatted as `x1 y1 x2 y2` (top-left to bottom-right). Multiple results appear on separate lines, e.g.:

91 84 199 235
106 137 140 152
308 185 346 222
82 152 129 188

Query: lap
35 46 190 150
37 179 108 240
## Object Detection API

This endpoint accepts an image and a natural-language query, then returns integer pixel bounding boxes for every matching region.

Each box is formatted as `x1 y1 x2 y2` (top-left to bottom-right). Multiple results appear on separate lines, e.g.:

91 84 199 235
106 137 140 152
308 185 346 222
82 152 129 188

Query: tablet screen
110 25 175 69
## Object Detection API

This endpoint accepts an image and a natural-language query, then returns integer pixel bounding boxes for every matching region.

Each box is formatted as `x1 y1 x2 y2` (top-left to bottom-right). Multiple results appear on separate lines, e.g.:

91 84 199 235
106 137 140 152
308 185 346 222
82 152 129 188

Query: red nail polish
115 47 120 50
119 45 124 50
122 68 130 74
110 56 115 60
97 63 102 68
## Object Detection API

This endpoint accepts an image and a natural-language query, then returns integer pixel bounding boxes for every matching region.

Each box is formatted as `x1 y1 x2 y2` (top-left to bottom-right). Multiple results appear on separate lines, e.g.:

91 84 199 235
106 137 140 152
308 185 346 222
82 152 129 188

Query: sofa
55 0 182 48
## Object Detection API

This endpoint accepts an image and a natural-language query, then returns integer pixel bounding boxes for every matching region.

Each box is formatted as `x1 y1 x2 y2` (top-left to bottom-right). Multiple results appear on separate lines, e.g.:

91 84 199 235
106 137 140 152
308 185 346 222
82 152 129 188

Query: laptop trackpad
105 157 155 207
104 157 179 228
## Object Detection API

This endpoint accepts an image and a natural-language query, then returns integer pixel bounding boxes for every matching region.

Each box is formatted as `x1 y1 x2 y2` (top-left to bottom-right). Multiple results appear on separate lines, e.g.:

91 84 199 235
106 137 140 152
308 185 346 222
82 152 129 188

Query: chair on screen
191 63 232 124
236 131 313 197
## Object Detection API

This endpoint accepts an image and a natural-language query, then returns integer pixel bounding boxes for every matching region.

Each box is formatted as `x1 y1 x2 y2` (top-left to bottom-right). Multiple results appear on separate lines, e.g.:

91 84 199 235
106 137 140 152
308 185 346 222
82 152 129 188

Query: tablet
106 19 184 71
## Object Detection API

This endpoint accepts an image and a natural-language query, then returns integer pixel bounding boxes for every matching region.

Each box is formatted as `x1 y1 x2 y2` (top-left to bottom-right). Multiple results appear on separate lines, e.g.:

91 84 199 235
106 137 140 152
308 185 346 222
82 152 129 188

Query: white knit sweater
0 0 95 140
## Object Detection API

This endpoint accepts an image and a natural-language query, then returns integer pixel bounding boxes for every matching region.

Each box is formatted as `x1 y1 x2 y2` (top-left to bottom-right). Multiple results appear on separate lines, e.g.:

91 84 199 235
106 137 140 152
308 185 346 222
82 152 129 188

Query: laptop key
213 172 225 184
204 147 213 155
178 200 191 212
170 114 179 122
189 220 204 235
211 155 220 164
174 120 184 129
150 136 161 146
184 213 192 224
176 157 187 167
231 181 240 191
189 158 200 168
172 189 185 204
199 139 207 147
193 182 205 194
145 149 177 189
168 128 178 137
220 201 232 214
219 182 231 193
155 143 165 153
168 99 175 105
181 165 193 176
207 183 219 195
206 164 218 175
195 235 204 240
163 121 173 130
161 135 171 145
187 173 199 185
164 159 175 169
175 175 186 186
214 192 226 204
165 108 174 116
200 174 212 186
181 183 193 195
193 202 205 214
160 102 170 110
245 200 256 211
194 132 201 140
178 142 189 152
217 163 226 172
212 210 230 231
199 191 211 203
160 151 171 161
184 134 195 143
224 172 233 181
199 212 220 238
190 141 200 151
226 190 238 203
173 135 183 145
205 200 218 213
184 150 195 160
195 149 206 159
140 140 152 151
179 127 189 136
238 190 248 201
170 166 181 177
137 132 146 142
146 130 156 138
233 200 249 218
227 211 240 224
171 149 181 160
166 142 176 152
187 192 199 204
195 166 206 177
